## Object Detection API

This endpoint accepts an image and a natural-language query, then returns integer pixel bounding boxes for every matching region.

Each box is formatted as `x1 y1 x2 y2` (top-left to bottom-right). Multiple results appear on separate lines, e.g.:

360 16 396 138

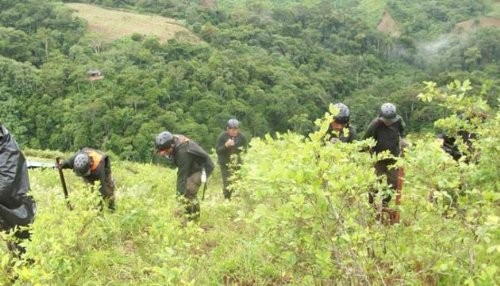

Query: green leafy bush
1 80 498 284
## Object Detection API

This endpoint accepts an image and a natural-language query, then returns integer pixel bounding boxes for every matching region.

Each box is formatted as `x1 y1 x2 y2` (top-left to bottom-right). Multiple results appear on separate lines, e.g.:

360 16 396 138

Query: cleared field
453 16 500 33
65 3 199 43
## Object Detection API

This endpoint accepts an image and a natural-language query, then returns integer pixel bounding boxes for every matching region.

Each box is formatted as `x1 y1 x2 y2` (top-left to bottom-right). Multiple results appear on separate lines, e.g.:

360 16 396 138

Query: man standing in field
155 131 214 220
215 118 247 199
363 103 406 209
0 123 36 256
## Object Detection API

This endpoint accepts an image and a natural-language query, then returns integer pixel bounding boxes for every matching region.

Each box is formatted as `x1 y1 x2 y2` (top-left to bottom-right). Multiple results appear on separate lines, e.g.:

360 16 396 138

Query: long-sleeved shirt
325 123 356 143
363 115 406 157
61 148 109 190
171 136 214 195
215 131 247 165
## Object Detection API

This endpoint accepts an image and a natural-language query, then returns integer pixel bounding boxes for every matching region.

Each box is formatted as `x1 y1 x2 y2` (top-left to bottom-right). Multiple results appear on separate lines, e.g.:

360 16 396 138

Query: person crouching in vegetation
325 103 356 143
57 148 116 211
215 118 247 199
429 133 463 212
363 103 407 212
0 124 36 256
437 133 462 161
433 126 477 211
155 131 214 221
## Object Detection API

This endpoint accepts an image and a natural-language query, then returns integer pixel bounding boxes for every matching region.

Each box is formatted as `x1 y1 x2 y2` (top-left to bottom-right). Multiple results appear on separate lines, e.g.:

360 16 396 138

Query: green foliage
488 1 500 18
1 162 212 285
1 79 499 284
357 0 388 27
387 0 488 39
230 81 498 284
232 126 379 283
0 0 86 66
0 0 497 162
418 79 498 190
0 56 39 143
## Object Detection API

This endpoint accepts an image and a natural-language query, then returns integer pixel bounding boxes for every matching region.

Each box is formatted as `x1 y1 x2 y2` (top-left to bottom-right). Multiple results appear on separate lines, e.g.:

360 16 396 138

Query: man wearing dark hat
363 103 406 208
325 103 356 143
215 119 248 199
58 148 116 211
155 131 214 220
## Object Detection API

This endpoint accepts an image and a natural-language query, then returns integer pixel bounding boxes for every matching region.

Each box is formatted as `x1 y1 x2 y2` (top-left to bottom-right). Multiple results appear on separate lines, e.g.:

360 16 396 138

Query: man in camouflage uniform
363 103 406 208
156 131 214 220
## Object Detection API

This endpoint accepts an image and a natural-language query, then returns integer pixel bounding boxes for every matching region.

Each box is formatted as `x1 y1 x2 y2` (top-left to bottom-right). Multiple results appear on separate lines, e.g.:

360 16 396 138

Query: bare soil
453 17 500 33
377 10 401 37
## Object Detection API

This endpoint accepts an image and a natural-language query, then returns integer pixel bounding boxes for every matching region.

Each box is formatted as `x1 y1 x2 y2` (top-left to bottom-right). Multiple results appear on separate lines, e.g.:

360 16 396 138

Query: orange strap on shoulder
87 150 104 171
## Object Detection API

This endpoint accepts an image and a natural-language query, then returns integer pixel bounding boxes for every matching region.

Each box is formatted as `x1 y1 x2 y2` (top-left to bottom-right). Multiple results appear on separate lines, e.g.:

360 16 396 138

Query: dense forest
1 0 498 161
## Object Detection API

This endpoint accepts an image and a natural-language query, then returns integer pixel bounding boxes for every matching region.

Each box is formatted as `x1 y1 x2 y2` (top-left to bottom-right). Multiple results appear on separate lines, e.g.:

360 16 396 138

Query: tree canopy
0 0 498 161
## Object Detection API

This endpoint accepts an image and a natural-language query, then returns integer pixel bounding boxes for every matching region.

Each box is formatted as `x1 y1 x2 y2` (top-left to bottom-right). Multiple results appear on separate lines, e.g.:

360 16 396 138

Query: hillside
65 3 199 43
0 0 499 282
1 0 497 160
1 89 498 284
453 17 500 33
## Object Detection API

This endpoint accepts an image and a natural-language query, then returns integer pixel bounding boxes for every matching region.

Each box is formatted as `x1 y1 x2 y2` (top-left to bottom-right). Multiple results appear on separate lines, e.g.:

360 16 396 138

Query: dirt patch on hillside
377 10 401 37
201 0 217 9
453 17 500 33
66 3 199 43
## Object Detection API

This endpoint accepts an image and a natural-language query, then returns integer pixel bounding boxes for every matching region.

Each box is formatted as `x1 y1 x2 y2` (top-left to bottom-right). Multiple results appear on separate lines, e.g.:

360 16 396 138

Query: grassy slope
1 154 250 284
64 3 199 43
64 0 495 45
2 128 498 284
